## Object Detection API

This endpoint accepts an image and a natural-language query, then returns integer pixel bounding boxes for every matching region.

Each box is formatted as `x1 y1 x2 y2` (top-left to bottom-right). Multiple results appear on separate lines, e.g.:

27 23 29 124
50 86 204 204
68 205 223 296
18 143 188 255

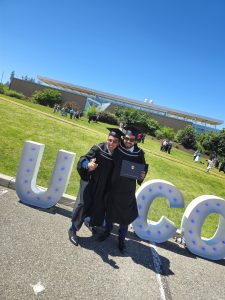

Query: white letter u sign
16 140 76 208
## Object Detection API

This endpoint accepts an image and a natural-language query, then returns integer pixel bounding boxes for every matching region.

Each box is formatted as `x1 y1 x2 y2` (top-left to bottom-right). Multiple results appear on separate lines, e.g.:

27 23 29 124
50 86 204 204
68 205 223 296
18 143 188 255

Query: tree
176 125 197 149
10 71 15 83
32 89 62 107
0 83 4 94
160 127 175 140
217 129 225 158
115 107 160 135
86 104 99 117
197 131 219 155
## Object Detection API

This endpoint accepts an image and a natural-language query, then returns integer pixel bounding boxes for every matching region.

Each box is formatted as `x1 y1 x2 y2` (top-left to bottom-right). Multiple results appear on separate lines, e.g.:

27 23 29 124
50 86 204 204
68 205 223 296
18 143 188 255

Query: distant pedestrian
219 161 225 173
193 150 198 160
76 111 80 119
160 140 167 151
205 159 214 173
119 122 125 133
194 151 201 162
88 114 99 123
214 158 220 169
69 108 74 119
61 107 65 116
141 133 146 144
137 133 142 143
53 103 57 113
167 140 173 154
56 105 61 112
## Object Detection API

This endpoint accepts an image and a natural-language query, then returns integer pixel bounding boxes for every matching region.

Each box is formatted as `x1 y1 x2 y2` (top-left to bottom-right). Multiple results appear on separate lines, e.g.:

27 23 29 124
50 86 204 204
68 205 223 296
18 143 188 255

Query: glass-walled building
10 76 223 132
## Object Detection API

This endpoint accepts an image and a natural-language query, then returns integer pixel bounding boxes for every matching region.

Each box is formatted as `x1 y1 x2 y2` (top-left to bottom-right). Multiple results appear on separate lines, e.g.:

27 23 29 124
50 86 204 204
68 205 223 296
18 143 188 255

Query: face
107 135 119 152
123 134 136 149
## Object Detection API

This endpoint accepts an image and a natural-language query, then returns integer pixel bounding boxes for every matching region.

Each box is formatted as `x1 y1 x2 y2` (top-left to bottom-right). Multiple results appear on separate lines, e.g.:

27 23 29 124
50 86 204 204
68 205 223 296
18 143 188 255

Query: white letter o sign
181 195 225 260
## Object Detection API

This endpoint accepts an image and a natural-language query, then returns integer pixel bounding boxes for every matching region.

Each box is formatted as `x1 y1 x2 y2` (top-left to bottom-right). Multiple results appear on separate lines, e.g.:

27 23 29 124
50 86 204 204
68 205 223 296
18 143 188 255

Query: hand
139 171 146 180
88 158 98 171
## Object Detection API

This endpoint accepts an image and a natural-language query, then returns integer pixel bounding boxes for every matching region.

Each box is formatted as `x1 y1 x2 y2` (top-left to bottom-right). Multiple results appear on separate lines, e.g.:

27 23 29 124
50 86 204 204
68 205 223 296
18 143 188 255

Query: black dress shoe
118 237 126 253
68 229 79 246
98 230 110 242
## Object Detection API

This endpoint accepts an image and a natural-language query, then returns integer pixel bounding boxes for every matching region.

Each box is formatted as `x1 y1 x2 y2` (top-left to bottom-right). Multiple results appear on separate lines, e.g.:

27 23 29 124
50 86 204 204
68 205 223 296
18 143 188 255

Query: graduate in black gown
99 126 148 253
68 128 124 246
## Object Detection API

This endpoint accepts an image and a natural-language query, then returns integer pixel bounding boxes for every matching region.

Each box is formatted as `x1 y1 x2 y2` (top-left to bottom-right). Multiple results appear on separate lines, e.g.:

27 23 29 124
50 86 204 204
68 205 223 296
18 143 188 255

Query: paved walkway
1 185 225 300
0 186 165 299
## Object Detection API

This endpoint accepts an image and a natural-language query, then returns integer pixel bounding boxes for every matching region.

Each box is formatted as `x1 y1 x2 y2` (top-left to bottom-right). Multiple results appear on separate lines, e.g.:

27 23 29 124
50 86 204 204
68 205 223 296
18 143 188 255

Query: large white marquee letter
16 141 75 208
132 179 184 243
181 195 225 260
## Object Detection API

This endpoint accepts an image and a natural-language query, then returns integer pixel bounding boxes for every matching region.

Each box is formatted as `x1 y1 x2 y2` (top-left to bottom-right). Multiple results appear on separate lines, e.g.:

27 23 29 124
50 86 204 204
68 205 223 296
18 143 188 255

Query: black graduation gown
72 142 114 229
106 143 148 225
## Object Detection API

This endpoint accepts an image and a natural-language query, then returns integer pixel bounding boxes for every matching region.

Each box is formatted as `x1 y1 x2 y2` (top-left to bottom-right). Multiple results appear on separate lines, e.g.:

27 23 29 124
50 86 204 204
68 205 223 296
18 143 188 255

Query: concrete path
0 186 225 300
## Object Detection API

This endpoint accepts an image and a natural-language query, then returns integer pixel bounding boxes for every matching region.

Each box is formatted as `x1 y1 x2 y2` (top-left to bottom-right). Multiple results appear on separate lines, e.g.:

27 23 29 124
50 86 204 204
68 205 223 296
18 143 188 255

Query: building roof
37 75 223 126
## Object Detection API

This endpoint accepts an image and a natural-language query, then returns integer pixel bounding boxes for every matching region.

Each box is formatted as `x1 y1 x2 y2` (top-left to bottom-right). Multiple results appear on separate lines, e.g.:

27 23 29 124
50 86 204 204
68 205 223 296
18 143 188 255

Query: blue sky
1 0 225 128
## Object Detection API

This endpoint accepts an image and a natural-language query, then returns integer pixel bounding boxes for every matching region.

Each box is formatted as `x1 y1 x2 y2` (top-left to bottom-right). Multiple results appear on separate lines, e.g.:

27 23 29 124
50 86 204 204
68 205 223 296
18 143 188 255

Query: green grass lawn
1 95 225 237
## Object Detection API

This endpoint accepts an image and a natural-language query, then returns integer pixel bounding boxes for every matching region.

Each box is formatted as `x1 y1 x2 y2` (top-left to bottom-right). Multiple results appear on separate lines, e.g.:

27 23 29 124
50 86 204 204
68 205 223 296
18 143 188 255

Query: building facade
10 77 223 132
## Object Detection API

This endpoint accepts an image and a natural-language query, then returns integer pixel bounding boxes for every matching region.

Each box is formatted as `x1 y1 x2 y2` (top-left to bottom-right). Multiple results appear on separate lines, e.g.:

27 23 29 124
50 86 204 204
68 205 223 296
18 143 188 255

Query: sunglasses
124 136 135 142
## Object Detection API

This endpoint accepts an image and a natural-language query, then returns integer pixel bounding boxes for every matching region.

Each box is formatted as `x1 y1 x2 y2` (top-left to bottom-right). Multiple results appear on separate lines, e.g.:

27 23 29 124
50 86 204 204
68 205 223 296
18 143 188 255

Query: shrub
161 127 175 140
32 89 62 107
98 111 118 125
0 83 4 94
115 107 160 136
176 125 197 149
86 105 99 117
155 129 164 140
5 89 25 99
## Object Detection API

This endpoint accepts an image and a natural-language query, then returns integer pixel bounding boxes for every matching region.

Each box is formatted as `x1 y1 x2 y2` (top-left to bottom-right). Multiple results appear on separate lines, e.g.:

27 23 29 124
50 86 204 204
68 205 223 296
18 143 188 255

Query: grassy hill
1 96 225 237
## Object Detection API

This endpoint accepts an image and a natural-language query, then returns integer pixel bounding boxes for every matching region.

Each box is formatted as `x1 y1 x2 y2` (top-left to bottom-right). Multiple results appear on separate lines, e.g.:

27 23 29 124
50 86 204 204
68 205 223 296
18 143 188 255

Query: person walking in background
194 151 201 162
137 132 142 143
167 140 173 154
61 107 65 116
68 128 124 246
160 139 167 151
76 111 80 120
214 157 220 169
56 104 61 113
205 158 214 173
119 122 126 133
69 108 74 119
219 160 225 173
53 103 57 113
141 133 146 143
193 150 198 160
98 126 148 253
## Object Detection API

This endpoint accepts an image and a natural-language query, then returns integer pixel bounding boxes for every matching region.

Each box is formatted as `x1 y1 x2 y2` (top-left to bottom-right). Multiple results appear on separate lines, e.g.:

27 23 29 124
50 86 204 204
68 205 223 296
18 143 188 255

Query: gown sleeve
77 145 99 181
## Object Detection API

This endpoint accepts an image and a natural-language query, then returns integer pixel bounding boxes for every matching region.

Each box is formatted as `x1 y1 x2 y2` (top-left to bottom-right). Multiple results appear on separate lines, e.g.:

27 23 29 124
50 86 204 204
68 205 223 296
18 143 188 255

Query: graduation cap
107 128 125 139
124 126 140 138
